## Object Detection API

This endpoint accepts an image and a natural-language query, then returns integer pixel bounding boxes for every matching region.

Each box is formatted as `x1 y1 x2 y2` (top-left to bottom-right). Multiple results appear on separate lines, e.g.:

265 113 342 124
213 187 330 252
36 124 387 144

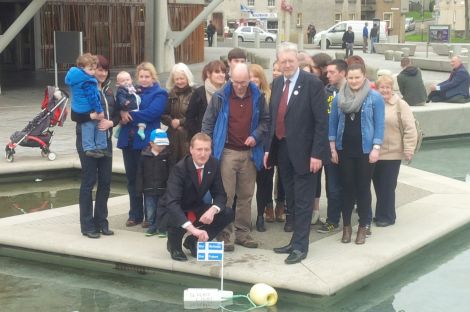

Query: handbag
396 101 424 154
342 41 346 49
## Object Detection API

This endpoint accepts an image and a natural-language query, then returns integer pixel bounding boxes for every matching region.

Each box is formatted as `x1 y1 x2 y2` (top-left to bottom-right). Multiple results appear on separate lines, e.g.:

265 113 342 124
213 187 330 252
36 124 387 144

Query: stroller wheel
6 153 14 162
41 150 48 158
47 152 57 161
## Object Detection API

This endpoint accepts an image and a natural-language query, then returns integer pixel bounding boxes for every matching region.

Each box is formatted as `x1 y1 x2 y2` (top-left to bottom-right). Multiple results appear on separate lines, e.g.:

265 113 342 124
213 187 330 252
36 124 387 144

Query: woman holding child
71 55 120 238
117 62 168 227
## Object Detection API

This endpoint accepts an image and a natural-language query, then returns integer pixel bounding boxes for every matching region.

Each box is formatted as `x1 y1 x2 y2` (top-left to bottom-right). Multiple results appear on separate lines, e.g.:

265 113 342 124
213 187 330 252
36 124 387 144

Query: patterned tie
196 168 203 185
275 79 290 139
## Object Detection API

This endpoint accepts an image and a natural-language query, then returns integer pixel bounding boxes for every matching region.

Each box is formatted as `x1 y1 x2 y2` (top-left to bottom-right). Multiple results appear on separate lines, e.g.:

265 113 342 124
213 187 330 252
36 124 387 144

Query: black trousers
278 140 317 253
428 90 469 103
338 152 375 227
256 166 275 216
78 139 112 234
167 207 234 250
373 160 401 224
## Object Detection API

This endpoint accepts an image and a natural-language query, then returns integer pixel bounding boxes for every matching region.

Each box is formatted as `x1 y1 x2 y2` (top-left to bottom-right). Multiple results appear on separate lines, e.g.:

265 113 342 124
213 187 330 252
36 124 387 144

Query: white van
313 20 387 49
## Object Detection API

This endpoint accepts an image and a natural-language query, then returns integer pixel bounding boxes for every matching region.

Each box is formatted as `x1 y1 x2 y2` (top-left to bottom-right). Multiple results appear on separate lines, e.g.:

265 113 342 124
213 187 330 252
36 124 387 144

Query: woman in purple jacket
117 62 168 226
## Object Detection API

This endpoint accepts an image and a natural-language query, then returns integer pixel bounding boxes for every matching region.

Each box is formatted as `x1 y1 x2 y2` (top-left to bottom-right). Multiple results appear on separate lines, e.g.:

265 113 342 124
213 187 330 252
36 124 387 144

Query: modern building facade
1 0 205 71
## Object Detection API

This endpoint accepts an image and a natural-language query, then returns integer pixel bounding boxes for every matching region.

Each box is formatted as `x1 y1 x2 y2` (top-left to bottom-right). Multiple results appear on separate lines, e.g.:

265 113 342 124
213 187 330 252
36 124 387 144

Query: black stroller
5 86 69 162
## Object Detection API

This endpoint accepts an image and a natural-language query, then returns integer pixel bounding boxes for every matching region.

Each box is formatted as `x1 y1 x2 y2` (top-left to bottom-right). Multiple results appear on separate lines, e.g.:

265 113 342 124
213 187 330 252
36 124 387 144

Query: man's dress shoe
82 232 100 239
285 250 307 264
167 240 188 261
273 244 293 254
101 229 114 236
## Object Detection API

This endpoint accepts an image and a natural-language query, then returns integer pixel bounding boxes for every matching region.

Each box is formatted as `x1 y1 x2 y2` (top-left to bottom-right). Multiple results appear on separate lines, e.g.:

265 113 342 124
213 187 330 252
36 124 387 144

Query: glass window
383 12 393 29
247 0 255 6
335 13 342 23
297 13 303 27
241 27 251 32
268 0 275 6
333 22 346 32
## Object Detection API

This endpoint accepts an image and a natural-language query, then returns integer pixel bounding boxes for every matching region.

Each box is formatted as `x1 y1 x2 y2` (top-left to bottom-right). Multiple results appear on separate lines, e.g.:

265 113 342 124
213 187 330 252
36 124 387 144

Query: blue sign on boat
197 242 224 262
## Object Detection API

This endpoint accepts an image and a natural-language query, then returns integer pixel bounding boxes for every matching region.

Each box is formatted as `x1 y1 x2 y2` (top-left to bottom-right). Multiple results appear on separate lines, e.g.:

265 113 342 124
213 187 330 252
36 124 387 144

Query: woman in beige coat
373 74 418 227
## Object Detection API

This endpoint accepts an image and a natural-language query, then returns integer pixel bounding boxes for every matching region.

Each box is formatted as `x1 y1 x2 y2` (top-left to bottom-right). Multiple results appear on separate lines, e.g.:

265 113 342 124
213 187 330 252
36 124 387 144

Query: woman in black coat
71 55 120 238
185 60 226 141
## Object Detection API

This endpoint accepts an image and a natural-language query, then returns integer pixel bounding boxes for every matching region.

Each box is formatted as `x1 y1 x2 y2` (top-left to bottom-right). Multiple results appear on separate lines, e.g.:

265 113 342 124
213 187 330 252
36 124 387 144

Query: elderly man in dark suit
427 55 470 103
264 42 330 264
160 132 234 261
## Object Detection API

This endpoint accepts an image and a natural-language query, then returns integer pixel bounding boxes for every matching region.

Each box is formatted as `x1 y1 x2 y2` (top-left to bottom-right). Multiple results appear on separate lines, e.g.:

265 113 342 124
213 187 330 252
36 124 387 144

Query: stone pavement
1 46 470 296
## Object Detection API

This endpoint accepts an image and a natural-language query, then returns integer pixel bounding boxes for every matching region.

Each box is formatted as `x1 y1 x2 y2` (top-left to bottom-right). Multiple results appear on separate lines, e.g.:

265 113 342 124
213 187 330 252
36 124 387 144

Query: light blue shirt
284 68 300 104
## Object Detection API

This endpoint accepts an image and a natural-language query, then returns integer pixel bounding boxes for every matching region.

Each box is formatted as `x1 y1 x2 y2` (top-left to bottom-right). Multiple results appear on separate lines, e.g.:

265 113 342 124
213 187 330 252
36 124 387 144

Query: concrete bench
411 102 470 138
401 47 410 57
431 43 451 56
335 51 346 60
394 51 404 61
409 57 456 72
384 50 394 61
374 43 417 56
432 43 470 57
254 55 271 69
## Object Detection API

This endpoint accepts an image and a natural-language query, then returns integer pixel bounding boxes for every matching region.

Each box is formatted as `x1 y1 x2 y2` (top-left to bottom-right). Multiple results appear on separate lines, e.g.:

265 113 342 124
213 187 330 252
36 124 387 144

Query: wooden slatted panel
168 3 204 64
40 1 145 69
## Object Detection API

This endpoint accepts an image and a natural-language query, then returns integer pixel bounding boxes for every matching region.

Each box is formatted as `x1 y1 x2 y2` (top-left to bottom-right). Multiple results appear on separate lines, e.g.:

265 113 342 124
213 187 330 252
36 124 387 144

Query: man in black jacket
206 21 216 47
342 26 354 58
159 132 234 261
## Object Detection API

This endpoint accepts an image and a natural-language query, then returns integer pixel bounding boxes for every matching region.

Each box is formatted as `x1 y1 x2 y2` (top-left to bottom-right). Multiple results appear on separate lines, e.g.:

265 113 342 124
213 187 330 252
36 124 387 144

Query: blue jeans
324 163 342 225
371 37 378 53
81 120 107 151
144 194 159 232
122 147 144 222
77 139 112 233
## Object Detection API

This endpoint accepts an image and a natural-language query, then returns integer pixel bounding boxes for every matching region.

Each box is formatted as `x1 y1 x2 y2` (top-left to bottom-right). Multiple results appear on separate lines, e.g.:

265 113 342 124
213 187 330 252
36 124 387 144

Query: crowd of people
67 42 470 264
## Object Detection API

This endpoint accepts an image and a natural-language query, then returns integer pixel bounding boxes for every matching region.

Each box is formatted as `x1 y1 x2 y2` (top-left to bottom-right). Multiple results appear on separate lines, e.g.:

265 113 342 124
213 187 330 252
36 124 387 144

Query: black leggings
339 152 375 227
256 166 274 216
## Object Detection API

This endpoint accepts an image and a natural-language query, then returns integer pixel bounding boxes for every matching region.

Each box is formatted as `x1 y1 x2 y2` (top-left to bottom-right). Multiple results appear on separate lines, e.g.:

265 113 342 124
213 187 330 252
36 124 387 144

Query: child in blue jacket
65 53 107 158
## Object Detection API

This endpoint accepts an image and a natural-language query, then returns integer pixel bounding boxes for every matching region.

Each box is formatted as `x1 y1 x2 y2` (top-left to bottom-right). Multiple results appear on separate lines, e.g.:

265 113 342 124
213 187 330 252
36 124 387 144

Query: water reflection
410 137 470 181
1 225 470 311
0 177 127 218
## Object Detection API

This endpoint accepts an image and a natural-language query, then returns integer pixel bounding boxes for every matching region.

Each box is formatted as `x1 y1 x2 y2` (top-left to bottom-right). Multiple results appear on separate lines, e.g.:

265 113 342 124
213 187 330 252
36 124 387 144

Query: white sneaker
311 210 320 225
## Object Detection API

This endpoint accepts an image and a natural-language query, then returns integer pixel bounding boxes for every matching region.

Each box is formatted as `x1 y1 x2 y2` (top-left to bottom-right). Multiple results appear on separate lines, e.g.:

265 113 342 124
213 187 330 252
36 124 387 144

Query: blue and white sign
197 242 224 262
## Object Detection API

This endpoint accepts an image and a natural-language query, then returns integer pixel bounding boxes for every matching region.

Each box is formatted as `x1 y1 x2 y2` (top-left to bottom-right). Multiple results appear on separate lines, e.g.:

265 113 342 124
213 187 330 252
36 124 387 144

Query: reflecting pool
1 224 470 311
1 138 470 311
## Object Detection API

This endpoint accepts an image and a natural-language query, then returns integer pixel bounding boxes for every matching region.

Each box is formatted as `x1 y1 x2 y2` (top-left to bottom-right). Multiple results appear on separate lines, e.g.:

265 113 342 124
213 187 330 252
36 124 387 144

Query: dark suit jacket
159 155 227 227
438 64 470 99
266 69 330 175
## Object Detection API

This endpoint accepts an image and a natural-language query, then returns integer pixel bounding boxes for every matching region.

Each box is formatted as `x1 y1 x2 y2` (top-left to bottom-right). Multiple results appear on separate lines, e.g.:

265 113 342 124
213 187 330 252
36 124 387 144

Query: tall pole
465 0 469 39
421 0 425 42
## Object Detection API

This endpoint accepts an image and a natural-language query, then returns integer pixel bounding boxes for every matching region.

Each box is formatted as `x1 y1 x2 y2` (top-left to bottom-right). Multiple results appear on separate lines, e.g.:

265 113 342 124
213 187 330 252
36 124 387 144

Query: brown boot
274 201 286 222
341 225 352 243
264 203 275 223
355 226 367 245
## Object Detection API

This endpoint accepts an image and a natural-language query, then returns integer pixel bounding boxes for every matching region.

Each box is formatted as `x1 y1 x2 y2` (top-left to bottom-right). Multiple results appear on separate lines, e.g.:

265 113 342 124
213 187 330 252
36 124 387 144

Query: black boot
284 214 294 232
256 216 266 232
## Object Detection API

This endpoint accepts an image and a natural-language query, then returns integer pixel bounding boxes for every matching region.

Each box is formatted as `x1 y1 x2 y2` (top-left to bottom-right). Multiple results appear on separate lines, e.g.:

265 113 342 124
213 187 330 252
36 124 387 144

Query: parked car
233 26 277 42
313 20 388 49
405 17 416 32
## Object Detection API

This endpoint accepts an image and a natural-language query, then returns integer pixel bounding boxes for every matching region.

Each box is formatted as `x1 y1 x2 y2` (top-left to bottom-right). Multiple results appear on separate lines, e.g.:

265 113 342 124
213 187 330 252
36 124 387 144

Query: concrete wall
437 1 465 32
376 0 406 42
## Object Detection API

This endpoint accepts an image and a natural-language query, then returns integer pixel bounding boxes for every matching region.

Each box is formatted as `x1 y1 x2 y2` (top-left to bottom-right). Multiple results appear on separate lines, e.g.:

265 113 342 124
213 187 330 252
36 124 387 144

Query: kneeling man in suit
160 132 234 261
